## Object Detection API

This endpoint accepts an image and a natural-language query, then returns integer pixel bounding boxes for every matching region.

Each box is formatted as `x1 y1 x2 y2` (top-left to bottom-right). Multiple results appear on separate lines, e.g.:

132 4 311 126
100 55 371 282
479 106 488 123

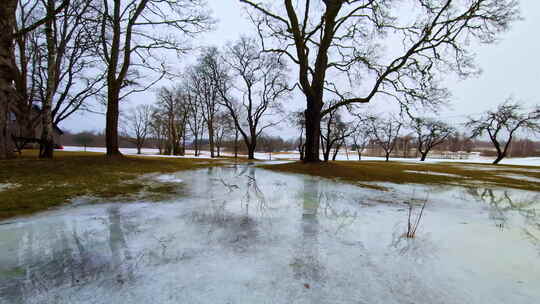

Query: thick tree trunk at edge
105 85 122 157
303 99 322 163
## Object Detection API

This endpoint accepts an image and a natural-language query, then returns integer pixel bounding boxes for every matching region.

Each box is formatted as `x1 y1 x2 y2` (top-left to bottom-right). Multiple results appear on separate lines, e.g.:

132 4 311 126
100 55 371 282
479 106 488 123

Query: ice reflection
1 166 540 303
466 187 540 252
291 177 324 286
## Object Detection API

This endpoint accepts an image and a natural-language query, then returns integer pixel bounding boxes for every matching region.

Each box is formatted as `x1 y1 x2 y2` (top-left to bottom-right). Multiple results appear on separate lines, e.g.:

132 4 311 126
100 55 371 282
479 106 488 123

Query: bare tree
466 100 540 164
412 117 455 161
214 37 289 160
122 104 152 154
95 0 212 157
185 89 205 157
12 2 42 140
351 120 371 161
367 115 402 162
290 110 305 160
155 86 190 155
320 103 355 162
0 0 69 159
149 107 167 154
33 0 104 158
187 48 221 158
239 0 519 162
214 112 233 157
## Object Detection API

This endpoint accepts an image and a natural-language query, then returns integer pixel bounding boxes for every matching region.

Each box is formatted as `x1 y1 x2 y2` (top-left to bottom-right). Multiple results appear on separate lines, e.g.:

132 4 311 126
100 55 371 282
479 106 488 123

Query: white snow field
61 145 540 166
1 164 539 303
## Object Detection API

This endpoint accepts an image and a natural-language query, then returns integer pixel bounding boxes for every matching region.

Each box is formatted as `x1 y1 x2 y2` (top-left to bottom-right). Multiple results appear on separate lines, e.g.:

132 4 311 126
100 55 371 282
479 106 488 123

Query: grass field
260 161 540 191
0 150 227 220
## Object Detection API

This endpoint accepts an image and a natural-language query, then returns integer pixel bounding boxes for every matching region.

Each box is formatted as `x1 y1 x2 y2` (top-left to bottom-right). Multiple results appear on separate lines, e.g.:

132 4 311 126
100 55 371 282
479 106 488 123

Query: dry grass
0 150 226 220
259 161 540 192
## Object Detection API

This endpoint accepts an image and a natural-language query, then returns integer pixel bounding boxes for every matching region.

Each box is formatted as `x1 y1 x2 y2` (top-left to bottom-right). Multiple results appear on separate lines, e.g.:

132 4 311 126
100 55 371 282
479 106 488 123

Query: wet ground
1 164 539 303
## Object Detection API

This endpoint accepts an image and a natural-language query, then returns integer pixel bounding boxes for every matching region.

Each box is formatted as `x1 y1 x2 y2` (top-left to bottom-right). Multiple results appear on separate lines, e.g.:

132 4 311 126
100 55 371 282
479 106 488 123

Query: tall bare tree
155 86 189 155
239 0 519 162
12 1 42 140
185 89 205 157
187 48 221 158
214 37 289 159
149 107 167 154
122 104 152 154
466 100 540 164
367 115 402 162
214 111 233 157
0 0 69 159
291 110 306 160
35 0 102 158
36 0 103 127
411 117 455 161
95 0 212 157
320 103 356 162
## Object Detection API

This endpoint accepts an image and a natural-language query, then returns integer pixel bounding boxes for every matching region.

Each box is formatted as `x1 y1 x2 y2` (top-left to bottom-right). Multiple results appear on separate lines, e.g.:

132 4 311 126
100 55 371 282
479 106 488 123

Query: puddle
0 166 539 303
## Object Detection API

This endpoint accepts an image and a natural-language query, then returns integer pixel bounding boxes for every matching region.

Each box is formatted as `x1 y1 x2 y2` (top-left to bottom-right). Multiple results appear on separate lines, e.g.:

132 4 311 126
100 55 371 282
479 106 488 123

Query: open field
259 161 540 192
0 150 230 220
63 145 540 167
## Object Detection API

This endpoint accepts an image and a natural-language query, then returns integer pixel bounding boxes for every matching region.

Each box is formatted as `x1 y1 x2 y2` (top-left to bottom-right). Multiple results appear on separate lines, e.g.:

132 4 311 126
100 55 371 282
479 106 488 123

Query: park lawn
0 150 227 220
260 160 540 192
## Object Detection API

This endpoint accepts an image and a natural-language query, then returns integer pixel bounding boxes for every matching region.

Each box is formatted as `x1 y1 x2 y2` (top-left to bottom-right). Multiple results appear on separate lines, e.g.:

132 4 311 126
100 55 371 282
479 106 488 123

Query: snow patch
0 183 20 192
155 174 184 183
404 170 462 178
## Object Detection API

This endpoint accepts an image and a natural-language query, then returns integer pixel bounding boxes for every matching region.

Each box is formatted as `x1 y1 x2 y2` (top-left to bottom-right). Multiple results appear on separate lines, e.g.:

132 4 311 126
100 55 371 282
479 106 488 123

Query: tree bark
420 152 427 161
332 143 341 161
0 0 17 159
304 99 322 162
207 120 215 158
105 84 122 157
247 144 255 160
39 0 57 159
385 152 390 162
493 153 505 164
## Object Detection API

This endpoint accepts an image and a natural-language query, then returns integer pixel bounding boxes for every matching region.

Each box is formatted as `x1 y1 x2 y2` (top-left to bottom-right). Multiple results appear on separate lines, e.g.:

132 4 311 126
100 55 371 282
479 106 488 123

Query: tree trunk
332 144 341 161
0 0 17 160
357 150 362 161
180 129 186 156
207 121 215 158
137 146 141 154
303 99 322 162
248 146 255 160
40 0 57 159
105 84 122 157
194 135 199 156
385 152 390 162
420 152 427 161
493 153 505 164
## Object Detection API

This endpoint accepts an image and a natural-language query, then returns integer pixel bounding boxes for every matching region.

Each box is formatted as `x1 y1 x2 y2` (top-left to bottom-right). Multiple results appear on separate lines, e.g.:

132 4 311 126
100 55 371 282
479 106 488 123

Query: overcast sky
62 0 540 139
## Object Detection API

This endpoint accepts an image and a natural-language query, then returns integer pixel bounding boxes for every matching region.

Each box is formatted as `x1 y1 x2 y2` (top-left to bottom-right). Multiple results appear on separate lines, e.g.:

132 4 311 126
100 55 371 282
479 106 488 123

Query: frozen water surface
1 165 539 303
